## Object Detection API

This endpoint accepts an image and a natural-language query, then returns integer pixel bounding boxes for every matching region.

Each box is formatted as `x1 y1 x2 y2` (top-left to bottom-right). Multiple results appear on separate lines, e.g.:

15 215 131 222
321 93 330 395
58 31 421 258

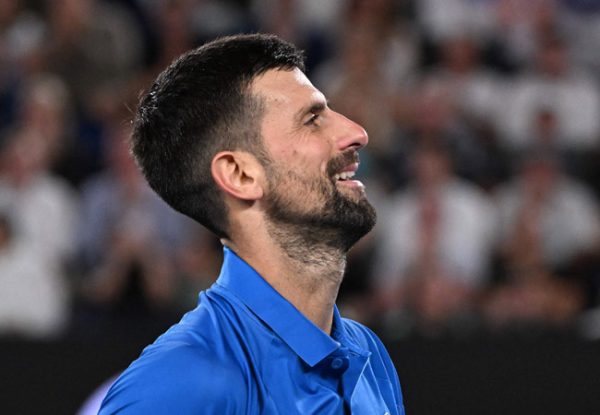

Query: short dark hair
132 34 305 238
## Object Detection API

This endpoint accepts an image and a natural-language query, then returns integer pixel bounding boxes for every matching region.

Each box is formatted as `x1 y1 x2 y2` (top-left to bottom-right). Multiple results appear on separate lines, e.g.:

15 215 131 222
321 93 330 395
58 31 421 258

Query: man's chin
265 193 375 252
330 198 376 251
335 180 369 203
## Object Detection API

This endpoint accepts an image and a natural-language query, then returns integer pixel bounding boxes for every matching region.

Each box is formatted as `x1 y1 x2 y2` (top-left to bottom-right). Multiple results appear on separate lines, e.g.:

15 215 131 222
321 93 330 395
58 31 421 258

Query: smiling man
99 34 404 415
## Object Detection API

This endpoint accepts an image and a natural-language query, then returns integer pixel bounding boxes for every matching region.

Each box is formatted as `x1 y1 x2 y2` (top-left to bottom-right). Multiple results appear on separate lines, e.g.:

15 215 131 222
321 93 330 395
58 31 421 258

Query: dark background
4 326 600 414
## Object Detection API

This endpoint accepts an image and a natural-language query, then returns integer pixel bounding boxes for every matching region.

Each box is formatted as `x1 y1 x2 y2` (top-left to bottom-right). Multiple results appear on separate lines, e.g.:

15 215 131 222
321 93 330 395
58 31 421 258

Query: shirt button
331 357 344 370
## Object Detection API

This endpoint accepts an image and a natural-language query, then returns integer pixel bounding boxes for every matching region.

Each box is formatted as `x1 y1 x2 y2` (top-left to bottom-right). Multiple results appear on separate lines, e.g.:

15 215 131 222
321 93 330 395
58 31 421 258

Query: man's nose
332 112 369 151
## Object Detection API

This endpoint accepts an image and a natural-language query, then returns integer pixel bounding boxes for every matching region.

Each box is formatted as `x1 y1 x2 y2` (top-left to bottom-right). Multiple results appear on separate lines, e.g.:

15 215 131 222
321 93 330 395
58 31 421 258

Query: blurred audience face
21 75 69 139
522 156 559 200
537 38 569 78
413 144 451 188
443 36 479 74
413 84 454 136
0 129 51 185
534 109 558 145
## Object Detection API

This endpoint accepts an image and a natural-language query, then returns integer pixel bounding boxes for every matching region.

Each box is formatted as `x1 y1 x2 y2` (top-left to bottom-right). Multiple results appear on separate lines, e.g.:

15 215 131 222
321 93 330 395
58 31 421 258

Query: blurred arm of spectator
483 266 584 327
497 149 600 270
172 229 223 311
485 148 599 327
82 226 172 307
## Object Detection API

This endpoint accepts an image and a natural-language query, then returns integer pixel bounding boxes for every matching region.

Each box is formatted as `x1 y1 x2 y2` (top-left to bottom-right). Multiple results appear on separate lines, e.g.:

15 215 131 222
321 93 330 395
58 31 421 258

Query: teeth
334 171 355 181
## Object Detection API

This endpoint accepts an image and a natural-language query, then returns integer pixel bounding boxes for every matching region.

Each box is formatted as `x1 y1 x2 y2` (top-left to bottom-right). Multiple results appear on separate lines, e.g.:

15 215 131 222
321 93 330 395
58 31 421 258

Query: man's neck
224 229 347 334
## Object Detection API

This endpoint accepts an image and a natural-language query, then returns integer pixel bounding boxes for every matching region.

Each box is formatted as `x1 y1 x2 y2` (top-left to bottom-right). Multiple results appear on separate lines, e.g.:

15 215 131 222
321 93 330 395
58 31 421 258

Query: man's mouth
331 162 365 191
333 169 356 181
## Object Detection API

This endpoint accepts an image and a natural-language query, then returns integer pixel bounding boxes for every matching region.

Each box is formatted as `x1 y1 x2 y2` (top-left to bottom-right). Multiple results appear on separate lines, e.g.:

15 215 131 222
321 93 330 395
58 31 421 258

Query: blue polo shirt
99 247 404 414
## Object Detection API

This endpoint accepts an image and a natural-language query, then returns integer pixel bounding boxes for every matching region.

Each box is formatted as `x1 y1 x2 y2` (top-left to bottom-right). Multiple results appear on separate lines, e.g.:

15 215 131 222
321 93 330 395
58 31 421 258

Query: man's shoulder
99 292 249 414
99 341 247 414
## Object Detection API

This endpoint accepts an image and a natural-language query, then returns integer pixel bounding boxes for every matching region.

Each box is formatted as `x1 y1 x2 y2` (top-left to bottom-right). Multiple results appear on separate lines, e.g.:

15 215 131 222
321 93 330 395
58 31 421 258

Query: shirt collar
215 246 341 367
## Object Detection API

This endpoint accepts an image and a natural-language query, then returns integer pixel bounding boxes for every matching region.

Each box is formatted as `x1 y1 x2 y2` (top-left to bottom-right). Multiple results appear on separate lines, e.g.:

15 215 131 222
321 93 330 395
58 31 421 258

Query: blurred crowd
1 0 600 340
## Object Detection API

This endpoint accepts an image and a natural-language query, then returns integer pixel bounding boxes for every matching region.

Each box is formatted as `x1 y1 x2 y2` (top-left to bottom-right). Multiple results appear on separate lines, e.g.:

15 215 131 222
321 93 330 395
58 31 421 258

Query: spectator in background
0 126 78 338
487 146 600 326
493 0 560 69
0 0 45 136
373 140 497 332
0 204 69 338
496 34 600 153
77 124 195 315
388 78 508 192
427 34 501 130
41 0 145 184
525 106 598 184
44 0 143 110
414 35 509 189
16 74 77 179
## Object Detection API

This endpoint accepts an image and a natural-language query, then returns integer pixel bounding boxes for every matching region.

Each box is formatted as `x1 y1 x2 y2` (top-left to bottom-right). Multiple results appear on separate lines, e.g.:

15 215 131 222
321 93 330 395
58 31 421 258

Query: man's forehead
251 68 326 107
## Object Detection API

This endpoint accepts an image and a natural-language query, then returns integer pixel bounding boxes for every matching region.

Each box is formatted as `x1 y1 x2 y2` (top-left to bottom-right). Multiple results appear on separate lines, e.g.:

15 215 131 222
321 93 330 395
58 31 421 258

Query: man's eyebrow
294 100 328 123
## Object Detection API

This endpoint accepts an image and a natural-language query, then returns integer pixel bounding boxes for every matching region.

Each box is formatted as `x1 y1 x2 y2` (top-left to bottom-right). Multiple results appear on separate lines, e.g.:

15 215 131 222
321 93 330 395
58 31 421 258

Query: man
99 34 404 414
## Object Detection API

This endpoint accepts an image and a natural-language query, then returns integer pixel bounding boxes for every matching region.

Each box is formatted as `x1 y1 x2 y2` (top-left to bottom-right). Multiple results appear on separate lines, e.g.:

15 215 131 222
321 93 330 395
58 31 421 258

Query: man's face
251 68 376 252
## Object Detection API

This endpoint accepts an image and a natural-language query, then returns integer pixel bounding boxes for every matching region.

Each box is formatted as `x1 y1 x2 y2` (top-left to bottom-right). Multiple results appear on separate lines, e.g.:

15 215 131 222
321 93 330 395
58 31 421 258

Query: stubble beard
262 151 377 266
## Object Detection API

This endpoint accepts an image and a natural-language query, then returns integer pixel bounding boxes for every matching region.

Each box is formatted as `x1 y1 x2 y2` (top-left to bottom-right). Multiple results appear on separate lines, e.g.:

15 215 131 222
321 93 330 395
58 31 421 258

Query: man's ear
211 151 264 201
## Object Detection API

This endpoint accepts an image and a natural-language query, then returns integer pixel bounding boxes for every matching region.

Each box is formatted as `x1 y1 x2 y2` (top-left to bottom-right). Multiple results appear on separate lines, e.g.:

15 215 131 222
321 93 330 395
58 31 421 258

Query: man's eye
305 113 320 126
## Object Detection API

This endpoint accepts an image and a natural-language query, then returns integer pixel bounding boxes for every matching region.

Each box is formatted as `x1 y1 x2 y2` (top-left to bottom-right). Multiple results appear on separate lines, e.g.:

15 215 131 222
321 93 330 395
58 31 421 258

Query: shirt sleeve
98 344 246 414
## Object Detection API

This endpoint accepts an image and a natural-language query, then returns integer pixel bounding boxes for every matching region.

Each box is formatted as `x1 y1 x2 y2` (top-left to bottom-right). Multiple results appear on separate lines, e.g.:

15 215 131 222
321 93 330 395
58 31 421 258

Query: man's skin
211 67 370 334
